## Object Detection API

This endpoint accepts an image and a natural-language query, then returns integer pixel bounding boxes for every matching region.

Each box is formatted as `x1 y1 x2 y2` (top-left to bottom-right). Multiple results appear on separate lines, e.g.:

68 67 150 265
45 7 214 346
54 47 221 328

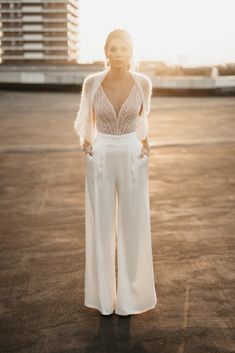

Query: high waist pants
84 131 157 315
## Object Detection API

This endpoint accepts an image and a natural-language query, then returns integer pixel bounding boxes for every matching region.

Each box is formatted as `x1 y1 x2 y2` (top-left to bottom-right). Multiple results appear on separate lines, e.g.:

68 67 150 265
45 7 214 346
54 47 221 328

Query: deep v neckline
100 82 136 118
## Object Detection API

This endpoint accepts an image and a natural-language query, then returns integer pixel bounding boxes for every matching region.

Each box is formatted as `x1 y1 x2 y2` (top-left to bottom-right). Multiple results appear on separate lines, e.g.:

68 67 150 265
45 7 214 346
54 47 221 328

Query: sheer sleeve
74 76 95 147
144 76 152 116
136 76 152 141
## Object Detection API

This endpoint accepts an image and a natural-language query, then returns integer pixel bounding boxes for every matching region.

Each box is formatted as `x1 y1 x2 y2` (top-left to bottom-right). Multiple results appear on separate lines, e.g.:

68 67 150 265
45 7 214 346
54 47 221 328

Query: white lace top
74 69 152 147
93 83 143 135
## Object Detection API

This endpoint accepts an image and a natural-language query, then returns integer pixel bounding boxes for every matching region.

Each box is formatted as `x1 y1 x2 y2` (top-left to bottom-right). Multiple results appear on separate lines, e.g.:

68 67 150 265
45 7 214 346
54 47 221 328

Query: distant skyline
78 0 235 67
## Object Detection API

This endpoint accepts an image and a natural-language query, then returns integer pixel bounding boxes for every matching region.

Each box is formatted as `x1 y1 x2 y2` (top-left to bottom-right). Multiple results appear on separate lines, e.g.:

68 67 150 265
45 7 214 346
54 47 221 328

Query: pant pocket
86 142 103 181
134 140 149 162
130 140 148 182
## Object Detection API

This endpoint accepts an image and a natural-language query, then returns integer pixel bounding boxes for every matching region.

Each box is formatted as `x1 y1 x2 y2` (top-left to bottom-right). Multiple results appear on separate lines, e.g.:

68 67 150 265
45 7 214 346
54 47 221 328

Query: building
0 0 79 64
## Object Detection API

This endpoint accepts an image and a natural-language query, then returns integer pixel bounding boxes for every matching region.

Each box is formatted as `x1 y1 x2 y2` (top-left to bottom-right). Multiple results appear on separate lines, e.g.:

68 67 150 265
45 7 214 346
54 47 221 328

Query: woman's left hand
140 142 150 158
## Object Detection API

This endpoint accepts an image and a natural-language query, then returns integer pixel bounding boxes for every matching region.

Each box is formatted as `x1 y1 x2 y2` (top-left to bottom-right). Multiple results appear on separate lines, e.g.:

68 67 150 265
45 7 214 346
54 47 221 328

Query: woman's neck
107 66 130 81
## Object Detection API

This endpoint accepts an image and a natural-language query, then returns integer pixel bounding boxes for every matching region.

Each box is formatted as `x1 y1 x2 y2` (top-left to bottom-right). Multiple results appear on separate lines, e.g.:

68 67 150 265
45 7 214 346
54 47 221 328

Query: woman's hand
140 140 150 158
82 141 94 157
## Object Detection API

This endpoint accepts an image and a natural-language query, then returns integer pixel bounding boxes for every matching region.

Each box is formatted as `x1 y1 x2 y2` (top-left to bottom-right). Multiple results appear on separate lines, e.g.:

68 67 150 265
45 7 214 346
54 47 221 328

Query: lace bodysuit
93 83 143 135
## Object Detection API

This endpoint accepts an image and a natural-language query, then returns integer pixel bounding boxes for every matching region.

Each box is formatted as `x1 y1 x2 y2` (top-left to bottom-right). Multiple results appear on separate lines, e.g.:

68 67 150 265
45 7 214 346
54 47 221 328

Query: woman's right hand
82 142 94 157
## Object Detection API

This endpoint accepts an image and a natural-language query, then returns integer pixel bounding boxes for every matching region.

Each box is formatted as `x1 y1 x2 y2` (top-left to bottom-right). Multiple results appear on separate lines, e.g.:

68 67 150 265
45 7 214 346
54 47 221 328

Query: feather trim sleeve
136 75 152 141
144 75 153 116
74 76 94 148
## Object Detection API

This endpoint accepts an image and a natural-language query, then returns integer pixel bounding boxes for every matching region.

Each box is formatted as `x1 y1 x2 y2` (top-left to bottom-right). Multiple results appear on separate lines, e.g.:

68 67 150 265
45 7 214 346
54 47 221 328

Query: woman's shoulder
131 71 152 91
83 70 106 85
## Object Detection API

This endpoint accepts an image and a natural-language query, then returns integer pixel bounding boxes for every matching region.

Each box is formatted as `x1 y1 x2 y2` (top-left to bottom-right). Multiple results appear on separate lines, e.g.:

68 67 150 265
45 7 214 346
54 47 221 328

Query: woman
74 29 157 316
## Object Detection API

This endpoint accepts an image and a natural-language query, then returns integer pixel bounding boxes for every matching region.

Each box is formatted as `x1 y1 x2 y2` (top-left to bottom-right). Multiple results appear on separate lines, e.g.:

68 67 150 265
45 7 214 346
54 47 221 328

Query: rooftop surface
0 90 234 353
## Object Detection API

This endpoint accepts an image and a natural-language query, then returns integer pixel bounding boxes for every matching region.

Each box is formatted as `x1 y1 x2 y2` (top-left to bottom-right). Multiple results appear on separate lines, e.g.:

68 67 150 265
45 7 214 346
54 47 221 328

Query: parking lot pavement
0 90 234 353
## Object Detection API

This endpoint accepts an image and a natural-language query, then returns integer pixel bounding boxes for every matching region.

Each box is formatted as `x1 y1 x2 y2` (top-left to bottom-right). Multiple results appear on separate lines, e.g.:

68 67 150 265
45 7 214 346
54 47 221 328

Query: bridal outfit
74 68 157 315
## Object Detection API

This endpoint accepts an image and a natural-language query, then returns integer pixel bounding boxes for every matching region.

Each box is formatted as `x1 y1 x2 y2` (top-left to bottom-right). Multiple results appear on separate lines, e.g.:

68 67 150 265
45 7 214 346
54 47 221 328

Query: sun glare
79 0 235 66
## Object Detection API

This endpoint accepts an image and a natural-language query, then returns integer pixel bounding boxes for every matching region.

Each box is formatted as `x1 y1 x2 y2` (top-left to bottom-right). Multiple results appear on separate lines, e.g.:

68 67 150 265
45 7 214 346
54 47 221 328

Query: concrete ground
0 89 234 353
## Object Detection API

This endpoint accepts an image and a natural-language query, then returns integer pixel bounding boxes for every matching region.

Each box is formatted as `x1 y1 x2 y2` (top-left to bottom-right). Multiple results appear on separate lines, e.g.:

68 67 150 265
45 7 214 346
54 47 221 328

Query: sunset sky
78 0 235 67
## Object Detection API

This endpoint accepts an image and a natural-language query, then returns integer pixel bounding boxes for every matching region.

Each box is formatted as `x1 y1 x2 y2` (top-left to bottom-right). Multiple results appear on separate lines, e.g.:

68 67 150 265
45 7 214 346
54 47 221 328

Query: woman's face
106 37 132 69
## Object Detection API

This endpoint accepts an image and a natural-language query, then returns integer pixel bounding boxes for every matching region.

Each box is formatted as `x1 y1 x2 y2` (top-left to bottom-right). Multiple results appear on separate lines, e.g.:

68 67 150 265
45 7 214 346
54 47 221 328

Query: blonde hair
104 29 138 72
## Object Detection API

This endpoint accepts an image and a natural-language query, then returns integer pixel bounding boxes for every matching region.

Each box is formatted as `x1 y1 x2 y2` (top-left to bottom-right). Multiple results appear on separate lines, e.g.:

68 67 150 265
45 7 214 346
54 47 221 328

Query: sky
78 0 235 67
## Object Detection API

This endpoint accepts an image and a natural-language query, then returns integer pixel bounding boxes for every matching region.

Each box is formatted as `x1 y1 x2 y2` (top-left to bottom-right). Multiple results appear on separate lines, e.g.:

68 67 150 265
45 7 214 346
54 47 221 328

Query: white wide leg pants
84 131 157 315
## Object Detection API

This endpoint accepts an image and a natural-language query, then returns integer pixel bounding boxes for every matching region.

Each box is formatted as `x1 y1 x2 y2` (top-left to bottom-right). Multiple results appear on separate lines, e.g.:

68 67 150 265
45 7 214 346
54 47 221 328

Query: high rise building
0 0 79 64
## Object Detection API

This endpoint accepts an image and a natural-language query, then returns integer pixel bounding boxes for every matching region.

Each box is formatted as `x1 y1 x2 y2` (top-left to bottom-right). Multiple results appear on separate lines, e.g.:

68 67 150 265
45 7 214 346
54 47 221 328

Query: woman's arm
139 76 152 157
138 103 150 155
82 106 96 156
74 75 95 150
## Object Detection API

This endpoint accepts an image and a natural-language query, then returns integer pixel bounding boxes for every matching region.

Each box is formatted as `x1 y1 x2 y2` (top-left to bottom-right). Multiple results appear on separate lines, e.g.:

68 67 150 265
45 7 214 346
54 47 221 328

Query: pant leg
115 138 157 315
84 140 117 315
